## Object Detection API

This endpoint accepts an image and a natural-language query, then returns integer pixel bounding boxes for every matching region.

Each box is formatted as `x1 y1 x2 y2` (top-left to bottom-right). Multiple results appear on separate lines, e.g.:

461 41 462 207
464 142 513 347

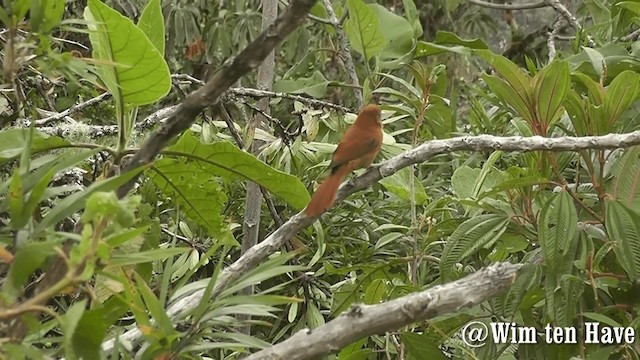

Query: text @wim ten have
461 321 637 347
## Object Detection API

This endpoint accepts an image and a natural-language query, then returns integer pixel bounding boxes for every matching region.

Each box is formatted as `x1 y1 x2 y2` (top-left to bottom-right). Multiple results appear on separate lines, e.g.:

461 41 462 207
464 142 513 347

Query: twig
172 74 351 112
19 92 111 126
101 130 640 353
544 0 596 47
547 18 563 62
620 28 640 42
322 0 363 107
465 0 547 10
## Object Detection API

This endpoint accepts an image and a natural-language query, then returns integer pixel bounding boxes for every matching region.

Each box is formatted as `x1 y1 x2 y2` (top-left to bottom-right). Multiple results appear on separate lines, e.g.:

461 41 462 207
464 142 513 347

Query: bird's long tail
305 164 351 217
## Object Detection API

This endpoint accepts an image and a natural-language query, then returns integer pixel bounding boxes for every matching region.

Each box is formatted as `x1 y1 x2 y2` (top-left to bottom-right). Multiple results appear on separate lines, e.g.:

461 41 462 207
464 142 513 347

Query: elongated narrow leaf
606 200 640 281
477 50 533 120
441 214 509 280
607 147 640 209
167 132 310 209
482 74 533 123
538 191 578 274
344 0 385 60
533 60 570 126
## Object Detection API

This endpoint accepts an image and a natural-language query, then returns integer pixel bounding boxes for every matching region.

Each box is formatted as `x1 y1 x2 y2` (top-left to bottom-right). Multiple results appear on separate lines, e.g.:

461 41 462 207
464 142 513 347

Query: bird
305 104 383 217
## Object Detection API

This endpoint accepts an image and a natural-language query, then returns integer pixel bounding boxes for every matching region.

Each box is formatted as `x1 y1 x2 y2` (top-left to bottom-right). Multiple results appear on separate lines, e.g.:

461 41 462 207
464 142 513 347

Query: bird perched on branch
305 104 383 217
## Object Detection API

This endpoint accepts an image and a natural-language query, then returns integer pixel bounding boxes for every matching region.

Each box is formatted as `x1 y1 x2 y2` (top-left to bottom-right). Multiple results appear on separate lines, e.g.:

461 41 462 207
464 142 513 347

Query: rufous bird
304 104 383 217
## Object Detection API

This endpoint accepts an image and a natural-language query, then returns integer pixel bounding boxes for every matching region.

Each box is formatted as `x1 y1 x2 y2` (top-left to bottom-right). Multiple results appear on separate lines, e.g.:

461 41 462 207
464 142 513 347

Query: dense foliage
0 0 639 359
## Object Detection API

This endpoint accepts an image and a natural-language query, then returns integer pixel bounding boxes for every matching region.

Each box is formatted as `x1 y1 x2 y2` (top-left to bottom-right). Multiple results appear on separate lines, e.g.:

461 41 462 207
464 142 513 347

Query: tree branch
100 130 640 353
245 262 521 360
465 0 547 10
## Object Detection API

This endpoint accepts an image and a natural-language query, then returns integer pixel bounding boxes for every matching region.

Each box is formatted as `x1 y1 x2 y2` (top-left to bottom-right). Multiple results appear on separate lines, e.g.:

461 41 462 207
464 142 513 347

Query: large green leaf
84 0 170 106
150 158 232 241
344 0 385 61
606 200 640 281
166 132 310 209
0 129 70 163
533 60 570 126
369 4 414 68
604 70 640 125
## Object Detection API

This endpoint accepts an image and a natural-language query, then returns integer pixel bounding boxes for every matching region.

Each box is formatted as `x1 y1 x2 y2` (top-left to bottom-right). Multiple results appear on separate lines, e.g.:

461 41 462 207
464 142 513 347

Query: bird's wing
329 127 381 170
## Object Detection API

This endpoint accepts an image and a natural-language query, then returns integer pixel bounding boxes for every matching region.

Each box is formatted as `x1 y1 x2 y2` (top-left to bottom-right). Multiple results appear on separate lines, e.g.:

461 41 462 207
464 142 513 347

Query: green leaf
34 167 144 235
441 214 509 280
0 129 70 163
415 31 487 57
30 0 65 33
606 199 640 281
401 333 448 360
135 273 175 333
72 297 129 359
363 278 386 304
607 147 640 210
476 50 533 119
369 4 414 66
402 0 422 37
61 300 88 360
167 132 310 209
344 0 385 61
604 70 640 125
618 1 640 15
137 0 165 54
8 169 25 228
2 241 59 302
433 30 488 49
272 70 331 98
533 60 570 126
538 191 578 274
582 47 606 77
482 74 533 123
85 0 170 106
151 158 231 240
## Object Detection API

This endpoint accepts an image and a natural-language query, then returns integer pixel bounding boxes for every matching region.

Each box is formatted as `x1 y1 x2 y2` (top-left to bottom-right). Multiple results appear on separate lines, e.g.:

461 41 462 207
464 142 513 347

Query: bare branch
101 130 640 353
544 0 595 47
620 28 640 42
465 0 547 10
245 262 521 360
547 18 563 62
322 0 363 107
